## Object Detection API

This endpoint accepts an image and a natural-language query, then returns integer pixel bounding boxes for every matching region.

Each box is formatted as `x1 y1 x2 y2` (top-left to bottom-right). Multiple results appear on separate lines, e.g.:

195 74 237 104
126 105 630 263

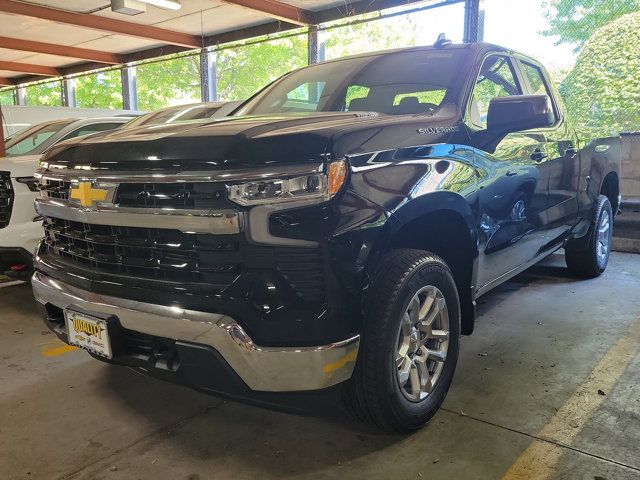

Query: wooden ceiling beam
0 35 122 64
0 60 60 76
0 0 201 48
218 0 316 26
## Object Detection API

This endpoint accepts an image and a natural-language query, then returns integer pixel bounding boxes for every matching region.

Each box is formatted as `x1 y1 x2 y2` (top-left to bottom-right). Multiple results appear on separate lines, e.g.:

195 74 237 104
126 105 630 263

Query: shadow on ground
102 365 402 476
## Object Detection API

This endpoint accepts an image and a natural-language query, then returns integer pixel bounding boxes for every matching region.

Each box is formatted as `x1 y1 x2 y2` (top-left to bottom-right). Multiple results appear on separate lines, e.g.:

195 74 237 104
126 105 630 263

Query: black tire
565 195 613 278
343 249 461 433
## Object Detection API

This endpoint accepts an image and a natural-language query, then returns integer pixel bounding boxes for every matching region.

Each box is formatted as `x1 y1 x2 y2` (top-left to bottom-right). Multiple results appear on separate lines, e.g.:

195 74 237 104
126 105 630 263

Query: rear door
469 54 551 289
516 59 580 242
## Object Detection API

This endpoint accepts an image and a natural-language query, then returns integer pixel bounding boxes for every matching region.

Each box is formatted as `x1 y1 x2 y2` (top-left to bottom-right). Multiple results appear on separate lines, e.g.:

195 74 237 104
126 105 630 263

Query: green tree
216 34 307 102
324 14 420 59
75 70 122 109
560 12 640 133
136 54 201 110
0 89 14 106
542 0 640 48
25 80 62 106
214 18 420 102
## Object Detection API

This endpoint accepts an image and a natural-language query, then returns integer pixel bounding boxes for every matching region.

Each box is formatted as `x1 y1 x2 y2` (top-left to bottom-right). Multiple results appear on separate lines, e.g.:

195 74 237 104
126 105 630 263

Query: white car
0 116 133 285
1 105 143 138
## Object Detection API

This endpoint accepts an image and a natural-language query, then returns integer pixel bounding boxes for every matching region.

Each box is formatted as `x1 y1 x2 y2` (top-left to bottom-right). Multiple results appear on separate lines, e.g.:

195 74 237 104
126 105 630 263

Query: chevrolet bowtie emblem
70 182 109 208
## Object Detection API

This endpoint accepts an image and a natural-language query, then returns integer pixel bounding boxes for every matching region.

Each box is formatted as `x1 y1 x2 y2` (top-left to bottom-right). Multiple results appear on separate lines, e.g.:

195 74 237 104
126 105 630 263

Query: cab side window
520 61 558 123
469 55 523 128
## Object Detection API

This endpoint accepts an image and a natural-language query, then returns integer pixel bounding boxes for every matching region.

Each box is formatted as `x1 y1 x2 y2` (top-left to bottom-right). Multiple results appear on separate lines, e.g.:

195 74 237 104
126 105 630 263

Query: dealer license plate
65 310 113 359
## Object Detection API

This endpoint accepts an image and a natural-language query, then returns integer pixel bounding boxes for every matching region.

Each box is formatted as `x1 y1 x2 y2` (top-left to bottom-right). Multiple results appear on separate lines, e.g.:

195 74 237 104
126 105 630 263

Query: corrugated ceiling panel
0 12 105 45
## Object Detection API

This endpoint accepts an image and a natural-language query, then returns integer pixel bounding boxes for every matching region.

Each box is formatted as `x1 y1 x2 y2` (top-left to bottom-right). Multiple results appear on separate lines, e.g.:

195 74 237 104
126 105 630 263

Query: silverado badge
69 182 110 208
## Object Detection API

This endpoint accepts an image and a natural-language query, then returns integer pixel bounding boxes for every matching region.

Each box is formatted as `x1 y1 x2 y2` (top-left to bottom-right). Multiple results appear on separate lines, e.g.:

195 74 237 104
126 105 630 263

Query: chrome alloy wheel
597 209 611 264
395 286 450 402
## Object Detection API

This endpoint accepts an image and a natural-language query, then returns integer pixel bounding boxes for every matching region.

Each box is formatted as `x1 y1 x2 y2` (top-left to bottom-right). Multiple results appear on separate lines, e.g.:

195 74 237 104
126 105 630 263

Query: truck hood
0 154 41 177
42 108 463 172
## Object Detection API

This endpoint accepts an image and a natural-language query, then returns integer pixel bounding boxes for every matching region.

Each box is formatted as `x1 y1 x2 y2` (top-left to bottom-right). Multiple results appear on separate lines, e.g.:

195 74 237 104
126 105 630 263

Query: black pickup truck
33 41 620 432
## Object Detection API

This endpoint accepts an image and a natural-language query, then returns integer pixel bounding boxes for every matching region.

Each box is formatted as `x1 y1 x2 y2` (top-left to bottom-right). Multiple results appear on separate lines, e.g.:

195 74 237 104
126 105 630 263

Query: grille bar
43 217 241 285
39 179 70 201
0 172 13 229
116 183 231 210
39 179 234 212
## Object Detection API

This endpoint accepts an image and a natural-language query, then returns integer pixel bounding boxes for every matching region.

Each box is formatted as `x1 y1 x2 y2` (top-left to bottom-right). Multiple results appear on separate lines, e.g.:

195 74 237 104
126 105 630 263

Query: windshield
4 119 75 156
239 49 468 116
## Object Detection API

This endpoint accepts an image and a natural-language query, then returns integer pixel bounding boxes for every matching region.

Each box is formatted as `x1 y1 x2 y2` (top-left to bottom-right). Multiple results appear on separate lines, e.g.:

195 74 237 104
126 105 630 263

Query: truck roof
311 41 536 67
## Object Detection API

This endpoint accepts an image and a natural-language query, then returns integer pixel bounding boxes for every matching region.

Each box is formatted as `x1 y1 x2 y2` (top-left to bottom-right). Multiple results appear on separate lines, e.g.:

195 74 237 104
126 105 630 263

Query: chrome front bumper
31 271 359 392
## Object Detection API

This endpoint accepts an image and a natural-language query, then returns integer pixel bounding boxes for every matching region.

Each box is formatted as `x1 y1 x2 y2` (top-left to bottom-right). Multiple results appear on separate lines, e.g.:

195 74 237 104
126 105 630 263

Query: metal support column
121 64 138 111
16 85 26 106
307 26 325 105
200 48 217 102
63 78 77 107
0 106 6 157
477 9 485 42
307 25 325 65
463 0 481 43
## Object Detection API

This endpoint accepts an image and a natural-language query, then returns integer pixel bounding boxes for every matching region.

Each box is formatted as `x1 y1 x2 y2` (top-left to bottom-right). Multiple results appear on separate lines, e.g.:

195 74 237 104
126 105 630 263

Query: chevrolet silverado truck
32 41 620 432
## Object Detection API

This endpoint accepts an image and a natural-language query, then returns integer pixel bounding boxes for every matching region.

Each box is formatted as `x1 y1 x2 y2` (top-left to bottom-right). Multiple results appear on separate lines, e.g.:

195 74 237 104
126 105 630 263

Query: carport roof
0 0 446 87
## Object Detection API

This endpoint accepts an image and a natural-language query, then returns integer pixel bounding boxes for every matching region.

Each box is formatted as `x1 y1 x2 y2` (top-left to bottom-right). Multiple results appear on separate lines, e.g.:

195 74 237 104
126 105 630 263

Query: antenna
434 33 452 48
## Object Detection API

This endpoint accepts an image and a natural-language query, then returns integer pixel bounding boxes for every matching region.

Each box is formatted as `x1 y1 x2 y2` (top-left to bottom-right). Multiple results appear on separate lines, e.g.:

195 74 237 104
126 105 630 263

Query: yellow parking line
42 343 78 357
502 315 640 480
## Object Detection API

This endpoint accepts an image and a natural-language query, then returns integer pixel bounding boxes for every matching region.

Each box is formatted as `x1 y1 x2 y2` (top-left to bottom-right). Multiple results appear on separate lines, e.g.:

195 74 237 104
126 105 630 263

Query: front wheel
565 195 613 278
343 249 461 433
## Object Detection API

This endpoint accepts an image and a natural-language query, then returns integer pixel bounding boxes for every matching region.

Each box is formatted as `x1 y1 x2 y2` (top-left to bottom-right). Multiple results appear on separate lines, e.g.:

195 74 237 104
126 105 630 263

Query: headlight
228 160 347 206
16 177 39 192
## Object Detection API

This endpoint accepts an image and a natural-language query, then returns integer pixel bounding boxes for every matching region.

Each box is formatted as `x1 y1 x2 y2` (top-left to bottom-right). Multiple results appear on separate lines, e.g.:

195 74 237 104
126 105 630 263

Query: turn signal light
328 160 347 196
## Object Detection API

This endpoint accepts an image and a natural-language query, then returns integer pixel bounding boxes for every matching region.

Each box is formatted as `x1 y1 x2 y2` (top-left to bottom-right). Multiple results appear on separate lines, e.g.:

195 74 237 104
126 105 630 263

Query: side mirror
487 95 555 134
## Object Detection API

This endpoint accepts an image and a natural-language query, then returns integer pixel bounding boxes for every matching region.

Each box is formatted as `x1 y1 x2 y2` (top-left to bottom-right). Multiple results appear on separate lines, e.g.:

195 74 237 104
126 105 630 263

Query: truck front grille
116 183 230 210
0 172 13 229
40 180 232 211
42 217 241 286
39 179 71 200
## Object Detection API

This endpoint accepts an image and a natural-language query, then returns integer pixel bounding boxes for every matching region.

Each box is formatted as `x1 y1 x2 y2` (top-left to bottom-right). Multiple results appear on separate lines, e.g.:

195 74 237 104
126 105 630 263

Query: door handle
531 149 548 162
565 147 578 157
506 171 517 177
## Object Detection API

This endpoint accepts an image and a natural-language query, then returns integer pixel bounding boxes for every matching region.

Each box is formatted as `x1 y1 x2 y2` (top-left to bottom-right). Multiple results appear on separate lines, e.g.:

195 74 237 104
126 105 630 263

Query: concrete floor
1 252 640 480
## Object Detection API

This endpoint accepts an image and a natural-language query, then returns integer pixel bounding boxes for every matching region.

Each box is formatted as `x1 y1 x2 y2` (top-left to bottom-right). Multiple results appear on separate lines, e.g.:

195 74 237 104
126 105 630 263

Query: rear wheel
344 249 461 433
565 195 613 278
